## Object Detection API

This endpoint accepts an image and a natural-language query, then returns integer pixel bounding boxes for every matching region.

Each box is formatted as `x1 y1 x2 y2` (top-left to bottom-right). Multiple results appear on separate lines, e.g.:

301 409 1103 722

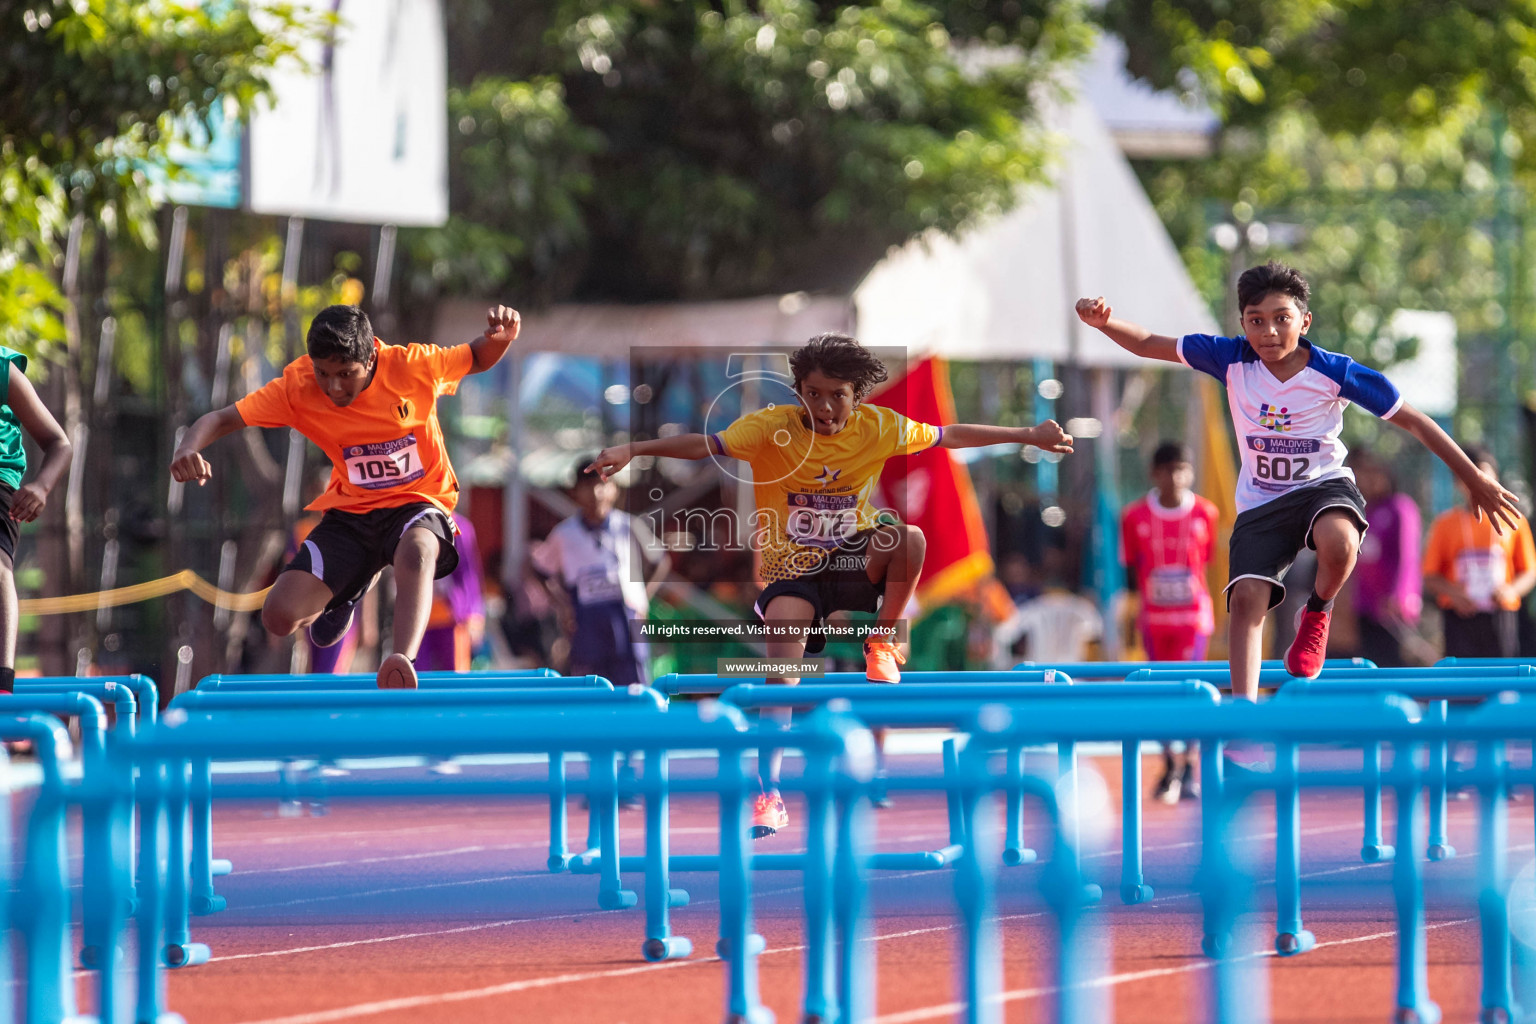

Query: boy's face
1240 292 1312 364
312 354 376 407
1152 461 1194 496
797 369 858 436
575 476 618 518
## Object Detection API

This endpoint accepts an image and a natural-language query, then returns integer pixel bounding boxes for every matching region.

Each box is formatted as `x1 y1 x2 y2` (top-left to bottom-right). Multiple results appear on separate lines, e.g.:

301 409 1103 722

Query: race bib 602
344 434 426 490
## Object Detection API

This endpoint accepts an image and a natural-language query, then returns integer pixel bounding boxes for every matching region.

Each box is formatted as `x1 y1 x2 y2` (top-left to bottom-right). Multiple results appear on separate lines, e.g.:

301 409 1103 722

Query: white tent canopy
852 93 1219 367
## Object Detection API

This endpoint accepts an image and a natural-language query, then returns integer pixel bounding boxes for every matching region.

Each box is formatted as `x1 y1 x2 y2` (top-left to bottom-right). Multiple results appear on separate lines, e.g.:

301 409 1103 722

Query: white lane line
1083 821 1358 860
237 872 551 910
235 845 511 875
869 916 1479 1024
208 907 628 964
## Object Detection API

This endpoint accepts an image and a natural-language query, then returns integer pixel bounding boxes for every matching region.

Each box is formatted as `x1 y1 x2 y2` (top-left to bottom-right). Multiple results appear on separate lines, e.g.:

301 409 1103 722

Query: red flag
871 356 996 608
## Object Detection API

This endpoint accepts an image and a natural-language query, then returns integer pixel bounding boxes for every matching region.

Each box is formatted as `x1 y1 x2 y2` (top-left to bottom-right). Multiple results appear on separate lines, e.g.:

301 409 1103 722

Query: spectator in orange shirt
170 303 520 689
1423 444 1536 659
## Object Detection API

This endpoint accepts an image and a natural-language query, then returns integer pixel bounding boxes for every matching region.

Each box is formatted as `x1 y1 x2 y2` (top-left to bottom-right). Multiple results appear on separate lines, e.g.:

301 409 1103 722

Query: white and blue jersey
1178 334 1403 513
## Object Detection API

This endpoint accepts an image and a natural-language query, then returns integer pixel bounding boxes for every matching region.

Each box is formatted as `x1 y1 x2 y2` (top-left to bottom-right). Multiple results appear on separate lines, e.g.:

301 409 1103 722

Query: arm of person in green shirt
8 366 71 523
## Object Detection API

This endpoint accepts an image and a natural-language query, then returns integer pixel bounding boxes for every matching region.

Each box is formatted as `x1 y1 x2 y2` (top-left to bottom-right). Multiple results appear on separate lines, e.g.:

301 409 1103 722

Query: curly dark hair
1237 261 1310 314
306 305 375 363
789 333 889 400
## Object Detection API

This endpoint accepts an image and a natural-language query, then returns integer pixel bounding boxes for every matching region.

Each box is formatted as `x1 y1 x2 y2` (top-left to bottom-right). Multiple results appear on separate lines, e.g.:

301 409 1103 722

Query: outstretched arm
587 434 715 481
8 367 71 523
170 405 247 487
468 304 520 374
1075 297 1183 364
939 420 1074 454
1388 403 1521 533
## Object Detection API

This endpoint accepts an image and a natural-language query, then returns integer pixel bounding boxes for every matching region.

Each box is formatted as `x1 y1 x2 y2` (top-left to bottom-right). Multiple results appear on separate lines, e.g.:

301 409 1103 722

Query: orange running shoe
864 641 906 683
750 789 789 839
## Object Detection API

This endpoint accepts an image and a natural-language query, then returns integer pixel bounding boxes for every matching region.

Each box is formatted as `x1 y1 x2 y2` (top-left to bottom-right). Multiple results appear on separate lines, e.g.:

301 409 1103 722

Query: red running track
61 752 1509 1023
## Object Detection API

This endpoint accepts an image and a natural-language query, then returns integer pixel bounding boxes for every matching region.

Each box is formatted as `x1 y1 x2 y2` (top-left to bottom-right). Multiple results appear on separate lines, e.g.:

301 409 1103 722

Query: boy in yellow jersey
588 333 1072 836
171 303 519 690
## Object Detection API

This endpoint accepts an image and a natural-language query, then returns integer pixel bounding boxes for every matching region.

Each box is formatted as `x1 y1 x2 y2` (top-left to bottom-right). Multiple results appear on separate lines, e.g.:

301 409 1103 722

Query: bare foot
376 653 418 690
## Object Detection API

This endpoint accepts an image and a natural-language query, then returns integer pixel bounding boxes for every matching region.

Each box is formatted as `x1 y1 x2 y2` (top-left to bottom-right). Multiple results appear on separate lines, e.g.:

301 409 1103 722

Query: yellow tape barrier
19 570 271 616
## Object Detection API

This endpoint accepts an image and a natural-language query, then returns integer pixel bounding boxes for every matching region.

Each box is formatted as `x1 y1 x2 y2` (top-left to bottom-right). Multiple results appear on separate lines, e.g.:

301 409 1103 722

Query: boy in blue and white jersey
1076 261 1518 702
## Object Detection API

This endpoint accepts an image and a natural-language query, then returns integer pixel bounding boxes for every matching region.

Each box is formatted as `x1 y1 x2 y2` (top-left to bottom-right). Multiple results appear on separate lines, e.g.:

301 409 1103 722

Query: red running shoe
750 789 788 839
1284 607 1331 680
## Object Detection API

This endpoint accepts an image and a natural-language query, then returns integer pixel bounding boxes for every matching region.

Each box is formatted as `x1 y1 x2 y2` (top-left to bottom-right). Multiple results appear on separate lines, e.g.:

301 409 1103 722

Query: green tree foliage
0 0 318 353
1104 1 1536 145
408 0 1095 304
1102 1 1536 467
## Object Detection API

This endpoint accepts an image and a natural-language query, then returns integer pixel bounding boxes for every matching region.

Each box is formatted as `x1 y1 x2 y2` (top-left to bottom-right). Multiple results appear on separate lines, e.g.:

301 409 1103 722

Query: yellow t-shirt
236 338 474 515
712 403 941 581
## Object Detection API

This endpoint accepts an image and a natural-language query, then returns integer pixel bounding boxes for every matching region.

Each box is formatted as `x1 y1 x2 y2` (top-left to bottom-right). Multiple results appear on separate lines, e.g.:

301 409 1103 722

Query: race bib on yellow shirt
344 434 426 490
785 491 858 550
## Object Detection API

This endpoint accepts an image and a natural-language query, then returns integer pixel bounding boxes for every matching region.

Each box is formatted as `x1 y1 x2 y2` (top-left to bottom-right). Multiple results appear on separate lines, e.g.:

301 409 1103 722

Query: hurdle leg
1057 740 1100 904
1002 743 1036 866
164 762 210 968
1478 740 1517 1022
81 770 113 968
801 752 838 1024
1048 797 1109 1024
955 758 1002 1024
189 758 227 915
1274 741 1314 955
834 786 873 1024
20 788 79 1024
1361 742 1395 862
641 748 690 962
134 764 175 1024
718 749 770 1024
1120 739 1151 903
1199 741 1228 958
942 737 967 852
548 750 570 872
1428 700 1455 860
1391 742 1439 1023
595 750 637 910
1204 790 1267 1023
94 780 134 1024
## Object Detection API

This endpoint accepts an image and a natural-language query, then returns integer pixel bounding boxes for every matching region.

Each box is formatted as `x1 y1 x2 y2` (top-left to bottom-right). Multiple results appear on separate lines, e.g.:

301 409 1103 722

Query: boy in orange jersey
170 304 519 689
1423 444 1536 659
587 333 1073 837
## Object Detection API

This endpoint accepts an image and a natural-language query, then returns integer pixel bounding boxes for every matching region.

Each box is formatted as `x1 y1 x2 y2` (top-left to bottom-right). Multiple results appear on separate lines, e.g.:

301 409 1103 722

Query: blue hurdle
193 667 562 690
95 701 869 1024
161 684 672 964
1137 664 1536 859
176 671 619 916
717 679 1221 904
1 711 83 1024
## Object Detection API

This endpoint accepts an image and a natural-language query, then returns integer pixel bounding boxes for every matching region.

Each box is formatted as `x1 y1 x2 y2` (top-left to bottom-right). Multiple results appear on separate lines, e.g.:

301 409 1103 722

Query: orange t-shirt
236 339 474 515
1422 506 1536 611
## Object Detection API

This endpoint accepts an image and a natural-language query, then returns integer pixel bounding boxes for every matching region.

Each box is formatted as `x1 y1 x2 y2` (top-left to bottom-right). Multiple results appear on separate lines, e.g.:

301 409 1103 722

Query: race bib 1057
344 434 426 490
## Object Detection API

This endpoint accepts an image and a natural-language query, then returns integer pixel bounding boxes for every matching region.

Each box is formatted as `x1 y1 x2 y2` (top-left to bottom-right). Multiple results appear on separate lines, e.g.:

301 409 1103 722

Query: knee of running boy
393 528 439 574
899 522 926 562
1227 578 1273 625
260 598 303 638
1312 513 1360 568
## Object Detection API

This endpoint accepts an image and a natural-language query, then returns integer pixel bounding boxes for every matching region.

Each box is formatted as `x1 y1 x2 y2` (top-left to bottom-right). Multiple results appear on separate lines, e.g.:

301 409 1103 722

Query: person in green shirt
0 347 72 691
